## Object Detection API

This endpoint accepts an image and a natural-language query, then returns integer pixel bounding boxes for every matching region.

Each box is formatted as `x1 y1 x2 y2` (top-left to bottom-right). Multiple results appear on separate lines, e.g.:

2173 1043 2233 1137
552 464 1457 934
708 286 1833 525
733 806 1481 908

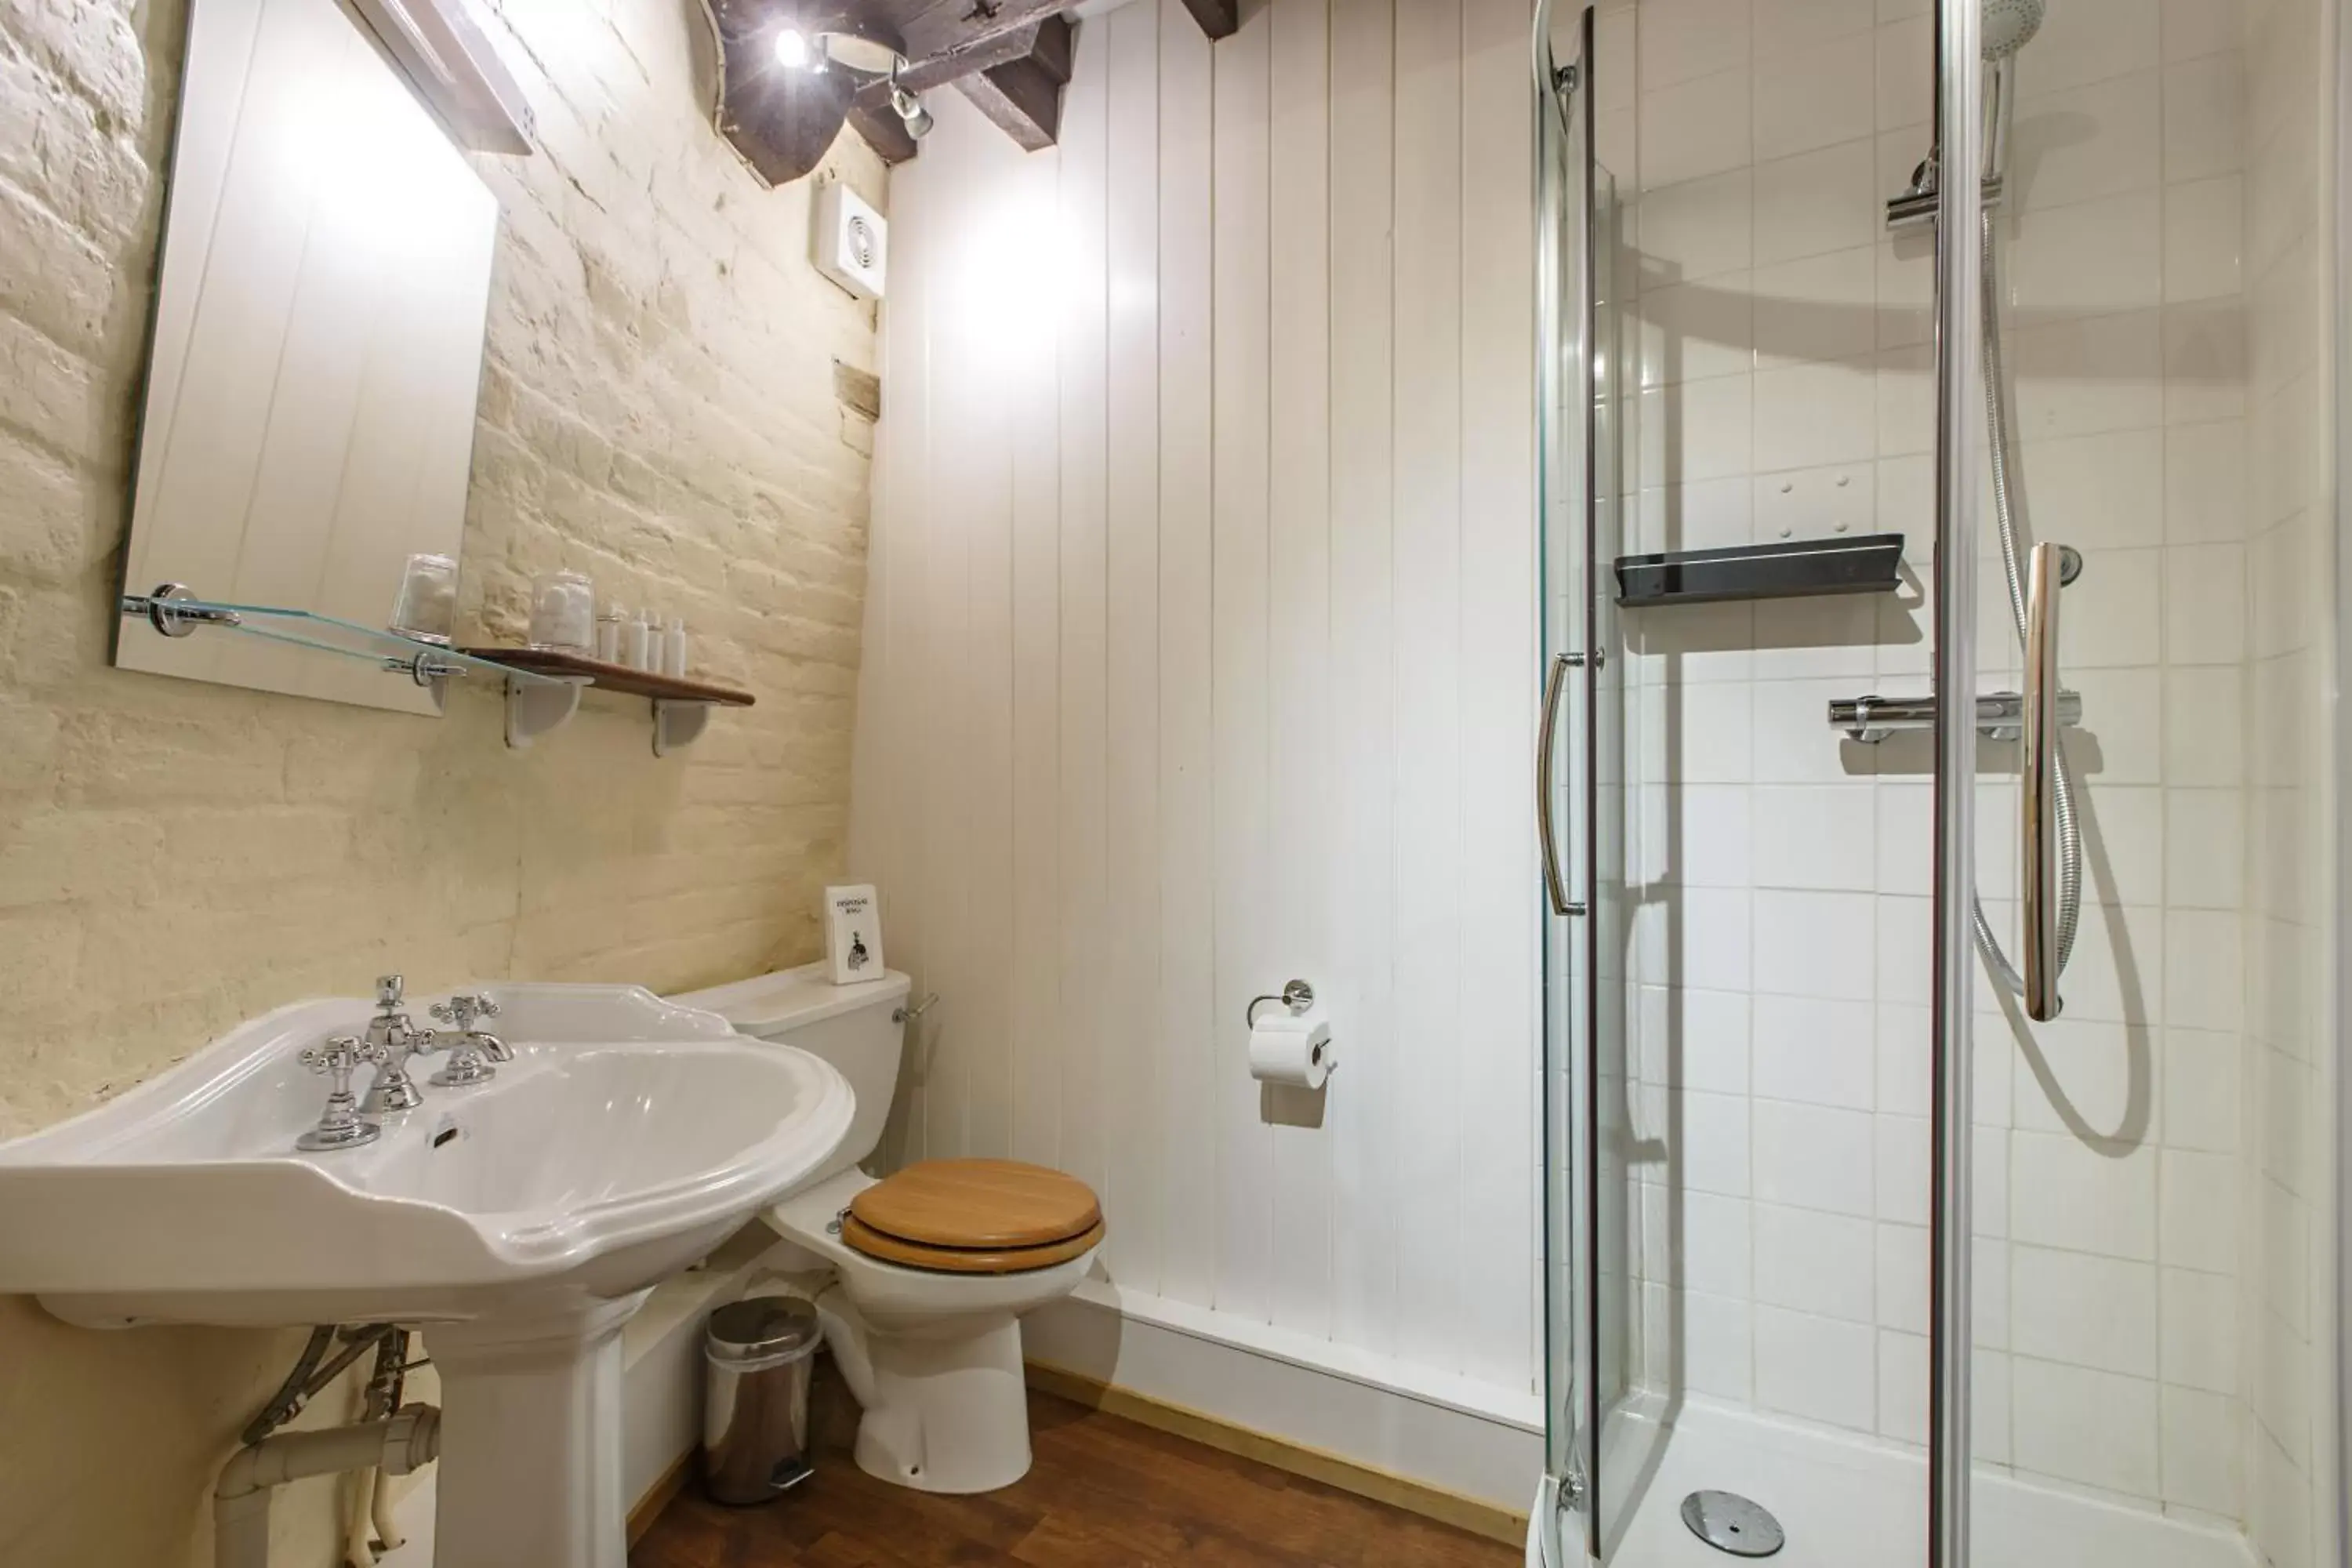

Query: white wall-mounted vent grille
815 182 887 302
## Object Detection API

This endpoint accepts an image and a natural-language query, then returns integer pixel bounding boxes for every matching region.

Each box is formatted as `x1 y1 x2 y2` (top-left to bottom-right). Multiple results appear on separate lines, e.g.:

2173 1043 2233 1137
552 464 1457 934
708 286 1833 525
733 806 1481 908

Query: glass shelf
118 590 571 691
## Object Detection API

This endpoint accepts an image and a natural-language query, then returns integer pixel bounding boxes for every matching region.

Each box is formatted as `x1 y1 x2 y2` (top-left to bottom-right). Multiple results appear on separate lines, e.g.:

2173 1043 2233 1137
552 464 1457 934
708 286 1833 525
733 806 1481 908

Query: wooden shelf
456 646 753 754
458 646 755 707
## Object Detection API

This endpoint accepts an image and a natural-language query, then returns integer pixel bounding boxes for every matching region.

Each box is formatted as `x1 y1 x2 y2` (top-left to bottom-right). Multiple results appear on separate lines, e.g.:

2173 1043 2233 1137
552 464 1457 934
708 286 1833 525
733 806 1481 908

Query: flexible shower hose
1971 209 2084 995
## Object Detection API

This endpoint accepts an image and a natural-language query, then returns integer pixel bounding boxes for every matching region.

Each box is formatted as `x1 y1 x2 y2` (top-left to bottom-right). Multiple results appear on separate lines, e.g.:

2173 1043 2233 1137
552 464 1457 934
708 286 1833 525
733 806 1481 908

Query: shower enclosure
1534 0 2343 1561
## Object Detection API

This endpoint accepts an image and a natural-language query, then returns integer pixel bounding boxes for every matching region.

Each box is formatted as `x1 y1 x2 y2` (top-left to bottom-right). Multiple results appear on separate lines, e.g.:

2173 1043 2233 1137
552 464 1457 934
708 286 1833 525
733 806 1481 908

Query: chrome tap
297 1034 390 1152
426 993 512 1087
357 975 438 1116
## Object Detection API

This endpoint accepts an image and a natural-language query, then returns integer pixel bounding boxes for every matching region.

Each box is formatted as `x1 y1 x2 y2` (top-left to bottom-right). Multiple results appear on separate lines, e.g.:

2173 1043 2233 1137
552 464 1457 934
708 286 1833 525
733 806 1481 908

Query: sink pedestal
426 1293 649 1568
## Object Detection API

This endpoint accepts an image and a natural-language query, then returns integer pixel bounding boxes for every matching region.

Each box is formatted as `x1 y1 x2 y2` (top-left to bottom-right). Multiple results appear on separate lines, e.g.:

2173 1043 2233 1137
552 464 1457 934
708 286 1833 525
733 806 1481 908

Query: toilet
674 964 1103 1494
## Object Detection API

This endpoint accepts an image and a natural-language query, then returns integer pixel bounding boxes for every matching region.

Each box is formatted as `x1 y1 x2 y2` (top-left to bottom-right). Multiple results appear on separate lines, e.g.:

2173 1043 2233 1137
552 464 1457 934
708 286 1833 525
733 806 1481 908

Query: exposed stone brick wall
0 0 884 1559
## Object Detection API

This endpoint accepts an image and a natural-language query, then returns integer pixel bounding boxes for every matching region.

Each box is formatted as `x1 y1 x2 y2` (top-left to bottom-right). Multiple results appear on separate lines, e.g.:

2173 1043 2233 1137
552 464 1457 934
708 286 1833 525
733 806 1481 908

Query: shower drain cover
1679 1490 1785 1557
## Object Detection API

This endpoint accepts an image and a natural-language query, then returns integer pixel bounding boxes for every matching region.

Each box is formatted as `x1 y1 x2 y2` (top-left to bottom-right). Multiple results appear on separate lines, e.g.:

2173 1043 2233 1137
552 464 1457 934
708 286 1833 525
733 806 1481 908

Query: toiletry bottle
663 616 688 678
619 606 649 670
633 608 660 672
594 604 622 664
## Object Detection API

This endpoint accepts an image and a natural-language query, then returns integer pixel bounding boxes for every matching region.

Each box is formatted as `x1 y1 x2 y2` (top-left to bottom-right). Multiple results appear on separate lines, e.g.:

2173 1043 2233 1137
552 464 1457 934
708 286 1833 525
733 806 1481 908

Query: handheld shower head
1982 0 2044 59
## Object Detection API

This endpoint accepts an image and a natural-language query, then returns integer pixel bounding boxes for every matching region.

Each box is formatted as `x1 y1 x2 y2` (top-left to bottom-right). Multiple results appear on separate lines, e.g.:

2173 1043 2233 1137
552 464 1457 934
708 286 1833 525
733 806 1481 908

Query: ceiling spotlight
772 27 810 68
890 82 932 139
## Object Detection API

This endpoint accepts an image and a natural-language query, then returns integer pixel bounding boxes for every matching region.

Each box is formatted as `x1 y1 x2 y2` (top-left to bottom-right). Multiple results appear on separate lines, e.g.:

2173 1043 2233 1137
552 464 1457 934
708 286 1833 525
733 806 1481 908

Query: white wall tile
1754 888 1876 999
1639 0 1754 90
1751 678 1873 782
1638 274 1755 387
2010 1243 2159 1377
1875 1002 1931 1114
2013 0 2161 96
1755 1098 1876 1215
2012 1360 2162 1498
1637 169 1755 280
2159 1025 2240 1152
1751 785 1876 891
2161 53 2244 181
2016 309 2169 439
2162 417 2248 541
1636 477 1759 555
2161 1385 2243 1517
1755 993 1876 1108
2059 546 2164 667
1657 783 1758 887
2013 71 2164 212
1682 1287 1760 1399
1876 1221 1928 1332
2016 427 2167 547
1754 357 1877 470
2161 0 2235 63
2159 1147 2241 1272
1755 1305 1878 1429
1751 247 1877 369
2164 176 2245 302
1640 375 1757 485
2007 191 2165 314
1754 0 1875 57
2079 782 2165 907
2010 1130 2158 1258
2070 666 2165 784
1636 982 1755 1092
1877 1328 1929 1443
2161 543 2248 666
1873 16 1931 130
1642 67 1755 189
2160 1264 2239 1392
1752 30 1875 161
1755 1203 1877 1319
1752 139 1879 264
1681 1087 1757 1197
2162 906 2243 1029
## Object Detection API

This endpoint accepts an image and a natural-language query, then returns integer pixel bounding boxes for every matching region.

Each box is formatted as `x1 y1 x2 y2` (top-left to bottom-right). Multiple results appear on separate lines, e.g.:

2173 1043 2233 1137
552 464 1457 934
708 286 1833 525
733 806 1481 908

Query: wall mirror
114 0 500 716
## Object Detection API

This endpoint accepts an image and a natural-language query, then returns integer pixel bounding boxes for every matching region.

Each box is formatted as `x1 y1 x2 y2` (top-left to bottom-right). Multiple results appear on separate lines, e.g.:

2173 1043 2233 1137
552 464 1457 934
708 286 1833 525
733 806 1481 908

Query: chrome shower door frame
1928 0 1986 1557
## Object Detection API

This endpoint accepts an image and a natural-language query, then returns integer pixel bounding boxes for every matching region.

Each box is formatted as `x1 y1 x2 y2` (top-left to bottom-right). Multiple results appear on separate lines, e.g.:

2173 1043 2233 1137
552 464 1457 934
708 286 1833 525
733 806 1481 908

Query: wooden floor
633 1366 1521 1568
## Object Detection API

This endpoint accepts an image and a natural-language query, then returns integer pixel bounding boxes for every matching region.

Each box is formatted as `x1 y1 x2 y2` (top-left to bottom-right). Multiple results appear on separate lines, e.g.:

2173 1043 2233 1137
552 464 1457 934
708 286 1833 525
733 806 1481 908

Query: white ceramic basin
0 982 854 1568
0 982 853 1328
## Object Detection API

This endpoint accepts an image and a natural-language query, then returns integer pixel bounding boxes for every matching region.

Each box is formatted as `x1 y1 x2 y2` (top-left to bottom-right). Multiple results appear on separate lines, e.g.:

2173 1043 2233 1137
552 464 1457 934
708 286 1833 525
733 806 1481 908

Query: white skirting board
1021 1279 1545 1512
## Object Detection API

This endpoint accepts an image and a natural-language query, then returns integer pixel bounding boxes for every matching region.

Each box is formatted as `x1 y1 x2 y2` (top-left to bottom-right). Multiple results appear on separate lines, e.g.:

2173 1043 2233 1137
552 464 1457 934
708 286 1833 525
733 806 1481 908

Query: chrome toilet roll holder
1243 979 1316 1029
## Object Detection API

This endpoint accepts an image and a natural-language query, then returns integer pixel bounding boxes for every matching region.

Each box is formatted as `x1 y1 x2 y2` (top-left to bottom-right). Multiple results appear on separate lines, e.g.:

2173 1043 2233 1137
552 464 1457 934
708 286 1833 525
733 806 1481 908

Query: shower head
1982 0 2044 60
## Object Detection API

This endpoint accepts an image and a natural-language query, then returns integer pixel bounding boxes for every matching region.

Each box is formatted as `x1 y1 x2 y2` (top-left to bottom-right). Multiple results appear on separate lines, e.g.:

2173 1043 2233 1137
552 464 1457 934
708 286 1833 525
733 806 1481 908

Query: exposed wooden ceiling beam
891 0 1083 61
1178 0 1239 38
953 44 1065 151
699 0 1127 180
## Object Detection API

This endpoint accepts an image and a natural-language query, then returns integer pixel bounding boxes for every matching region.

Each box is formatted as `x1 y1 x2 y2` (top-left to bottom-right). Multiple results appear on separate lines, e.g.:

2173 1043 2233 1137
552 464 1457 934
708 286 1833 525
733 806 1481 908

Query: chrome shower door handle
2021 541 2063 1022
1537 651 1579 916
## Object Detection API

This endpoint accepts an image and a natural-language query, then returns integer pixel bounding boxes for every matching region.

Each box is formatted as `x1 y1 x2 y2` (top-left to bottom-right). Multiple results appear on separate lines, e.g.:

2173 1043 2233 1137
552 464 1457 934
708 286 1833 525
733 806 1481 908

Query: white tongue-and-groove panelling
850 0 1544 1402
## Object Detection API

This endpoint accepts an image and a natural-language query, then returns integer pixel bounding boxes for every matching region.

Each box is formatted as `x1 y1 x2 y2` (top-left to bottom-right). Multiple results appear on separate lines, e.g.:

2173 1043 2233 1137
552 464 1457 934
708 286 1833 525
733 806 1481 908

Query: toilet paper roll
1248 1012 1335 1090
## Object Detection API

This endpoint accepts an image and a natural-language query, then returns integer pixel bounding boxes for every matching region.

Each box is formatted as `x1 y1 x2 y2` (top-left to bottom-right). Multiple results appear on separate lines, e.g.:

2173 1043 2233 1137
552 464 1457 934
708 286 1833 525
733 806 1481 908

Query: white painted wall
851 0 1543 1403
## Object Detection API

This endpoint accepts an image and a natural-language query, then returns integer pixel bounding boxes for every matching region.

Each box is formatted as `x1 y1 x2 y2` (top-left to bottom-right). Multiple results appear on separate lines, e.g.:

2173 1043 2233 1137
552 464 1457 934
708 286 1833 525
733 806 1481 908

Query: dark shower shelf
1614 533 1905 608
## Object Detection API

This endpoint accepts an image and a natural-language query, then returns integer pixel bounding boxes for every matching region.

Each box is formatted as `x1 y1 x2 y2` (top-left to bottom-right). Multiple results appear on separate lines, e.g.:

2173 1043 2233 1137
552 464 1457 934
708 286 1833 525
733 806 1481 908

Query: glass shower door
1536 4 1633 1559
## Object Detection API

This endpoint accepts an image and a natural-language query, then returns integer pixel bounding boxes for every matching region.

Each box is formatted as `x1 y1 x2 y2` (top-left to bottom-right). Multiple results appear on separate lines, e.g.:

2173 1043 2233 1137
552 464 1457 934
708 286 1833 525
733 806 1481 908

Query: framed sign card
824 884 884 985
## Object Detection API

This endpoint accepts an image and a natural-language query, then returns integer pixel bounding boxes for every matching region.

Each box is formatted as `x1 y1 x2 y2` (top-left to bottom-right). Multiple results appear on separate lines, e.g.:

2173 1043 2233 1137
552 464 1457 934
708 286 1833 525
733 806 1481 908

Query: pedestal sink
0 983 854 1568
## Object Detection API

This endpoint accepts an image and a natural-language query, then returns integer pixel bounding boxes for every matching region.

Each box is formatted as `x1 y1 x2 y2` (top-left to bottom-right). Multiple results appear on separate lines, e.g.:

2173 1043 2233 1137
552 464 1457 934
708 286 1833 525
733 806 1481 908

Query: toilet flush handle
893 992 938 1026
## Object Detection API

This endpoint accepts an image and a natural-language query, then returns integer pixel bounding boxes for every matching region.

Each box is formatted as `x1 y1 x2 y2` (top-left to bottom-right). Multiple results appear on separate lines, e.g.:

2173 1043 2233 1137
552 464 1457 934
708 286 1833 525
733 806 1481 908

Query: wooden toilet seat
844 1159 1105 1275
